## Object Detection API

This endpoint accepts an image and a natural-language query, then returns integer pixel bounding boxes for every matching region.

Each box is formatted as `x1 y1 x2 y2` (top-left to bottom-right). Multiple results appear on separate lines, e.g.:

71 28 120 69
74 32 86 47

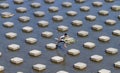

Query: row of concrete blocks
0 3 120 16
2 42 118 64
4 31 120 42
1 12 120 28
1 43 118 69
8 69 119 73
46 42 119 55
1 9 120 21
0 55 119 73
6 42 118 55
1 4 120 12
1 20 112 28
0 0 117 9
2 21 120 36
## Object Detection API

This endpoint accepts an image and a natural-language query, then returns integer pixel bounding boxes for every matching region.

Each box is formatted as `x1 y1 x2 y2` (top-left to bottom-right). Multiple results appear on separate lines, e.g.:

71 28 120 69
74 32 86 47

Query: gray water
0 0 120 73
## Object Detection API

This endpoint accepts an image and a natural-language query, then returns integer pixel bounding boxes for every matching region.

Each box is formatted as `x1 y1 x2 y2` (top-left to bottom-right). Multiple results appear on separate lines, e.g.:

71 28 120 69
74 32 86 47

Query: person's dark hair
64 33 67 36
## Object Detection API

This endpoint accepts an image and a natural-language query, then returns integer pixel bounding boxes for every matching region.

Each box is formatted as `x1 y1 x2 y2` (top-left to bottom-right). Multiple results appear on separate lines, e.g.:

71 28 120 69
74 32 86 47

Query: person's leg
56 40 62 48
63 42 67 48
56 41 59 48
56 40 61 45
56 38 61 44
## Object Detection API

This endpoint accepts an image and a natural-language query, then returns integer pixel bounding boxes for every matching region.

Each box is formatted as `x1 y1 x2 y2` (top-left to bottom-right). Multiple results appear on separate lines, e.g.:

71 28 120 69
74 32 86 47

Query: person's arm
59 35 64 40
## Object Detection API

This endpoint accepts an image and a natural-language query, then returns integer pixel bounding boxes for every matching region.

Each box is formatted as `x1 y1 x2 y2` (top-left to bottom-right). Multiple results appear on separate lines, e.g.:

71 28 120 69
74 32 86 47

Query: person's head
64 33 68 36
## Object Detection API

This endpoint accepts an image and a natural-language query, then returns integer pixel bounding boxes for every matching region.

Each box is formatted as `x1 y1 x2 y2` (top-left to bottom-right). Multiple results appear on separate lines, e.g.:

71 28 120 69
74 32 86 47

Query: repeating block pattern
0 0 120 73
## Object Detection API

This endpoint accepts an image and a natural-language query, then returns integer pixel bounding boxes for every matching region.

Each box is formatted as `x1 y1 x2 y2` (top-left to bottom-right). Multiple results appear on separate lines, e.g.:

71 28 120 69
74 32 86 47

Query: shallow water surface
0 0 120 73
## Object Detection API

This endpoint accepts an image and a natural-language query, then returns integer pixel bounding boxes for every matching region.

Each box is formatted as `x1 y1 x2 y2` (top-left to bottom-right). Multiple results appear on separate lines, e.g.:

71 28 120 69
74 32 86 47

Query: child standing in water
56 33 69 48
